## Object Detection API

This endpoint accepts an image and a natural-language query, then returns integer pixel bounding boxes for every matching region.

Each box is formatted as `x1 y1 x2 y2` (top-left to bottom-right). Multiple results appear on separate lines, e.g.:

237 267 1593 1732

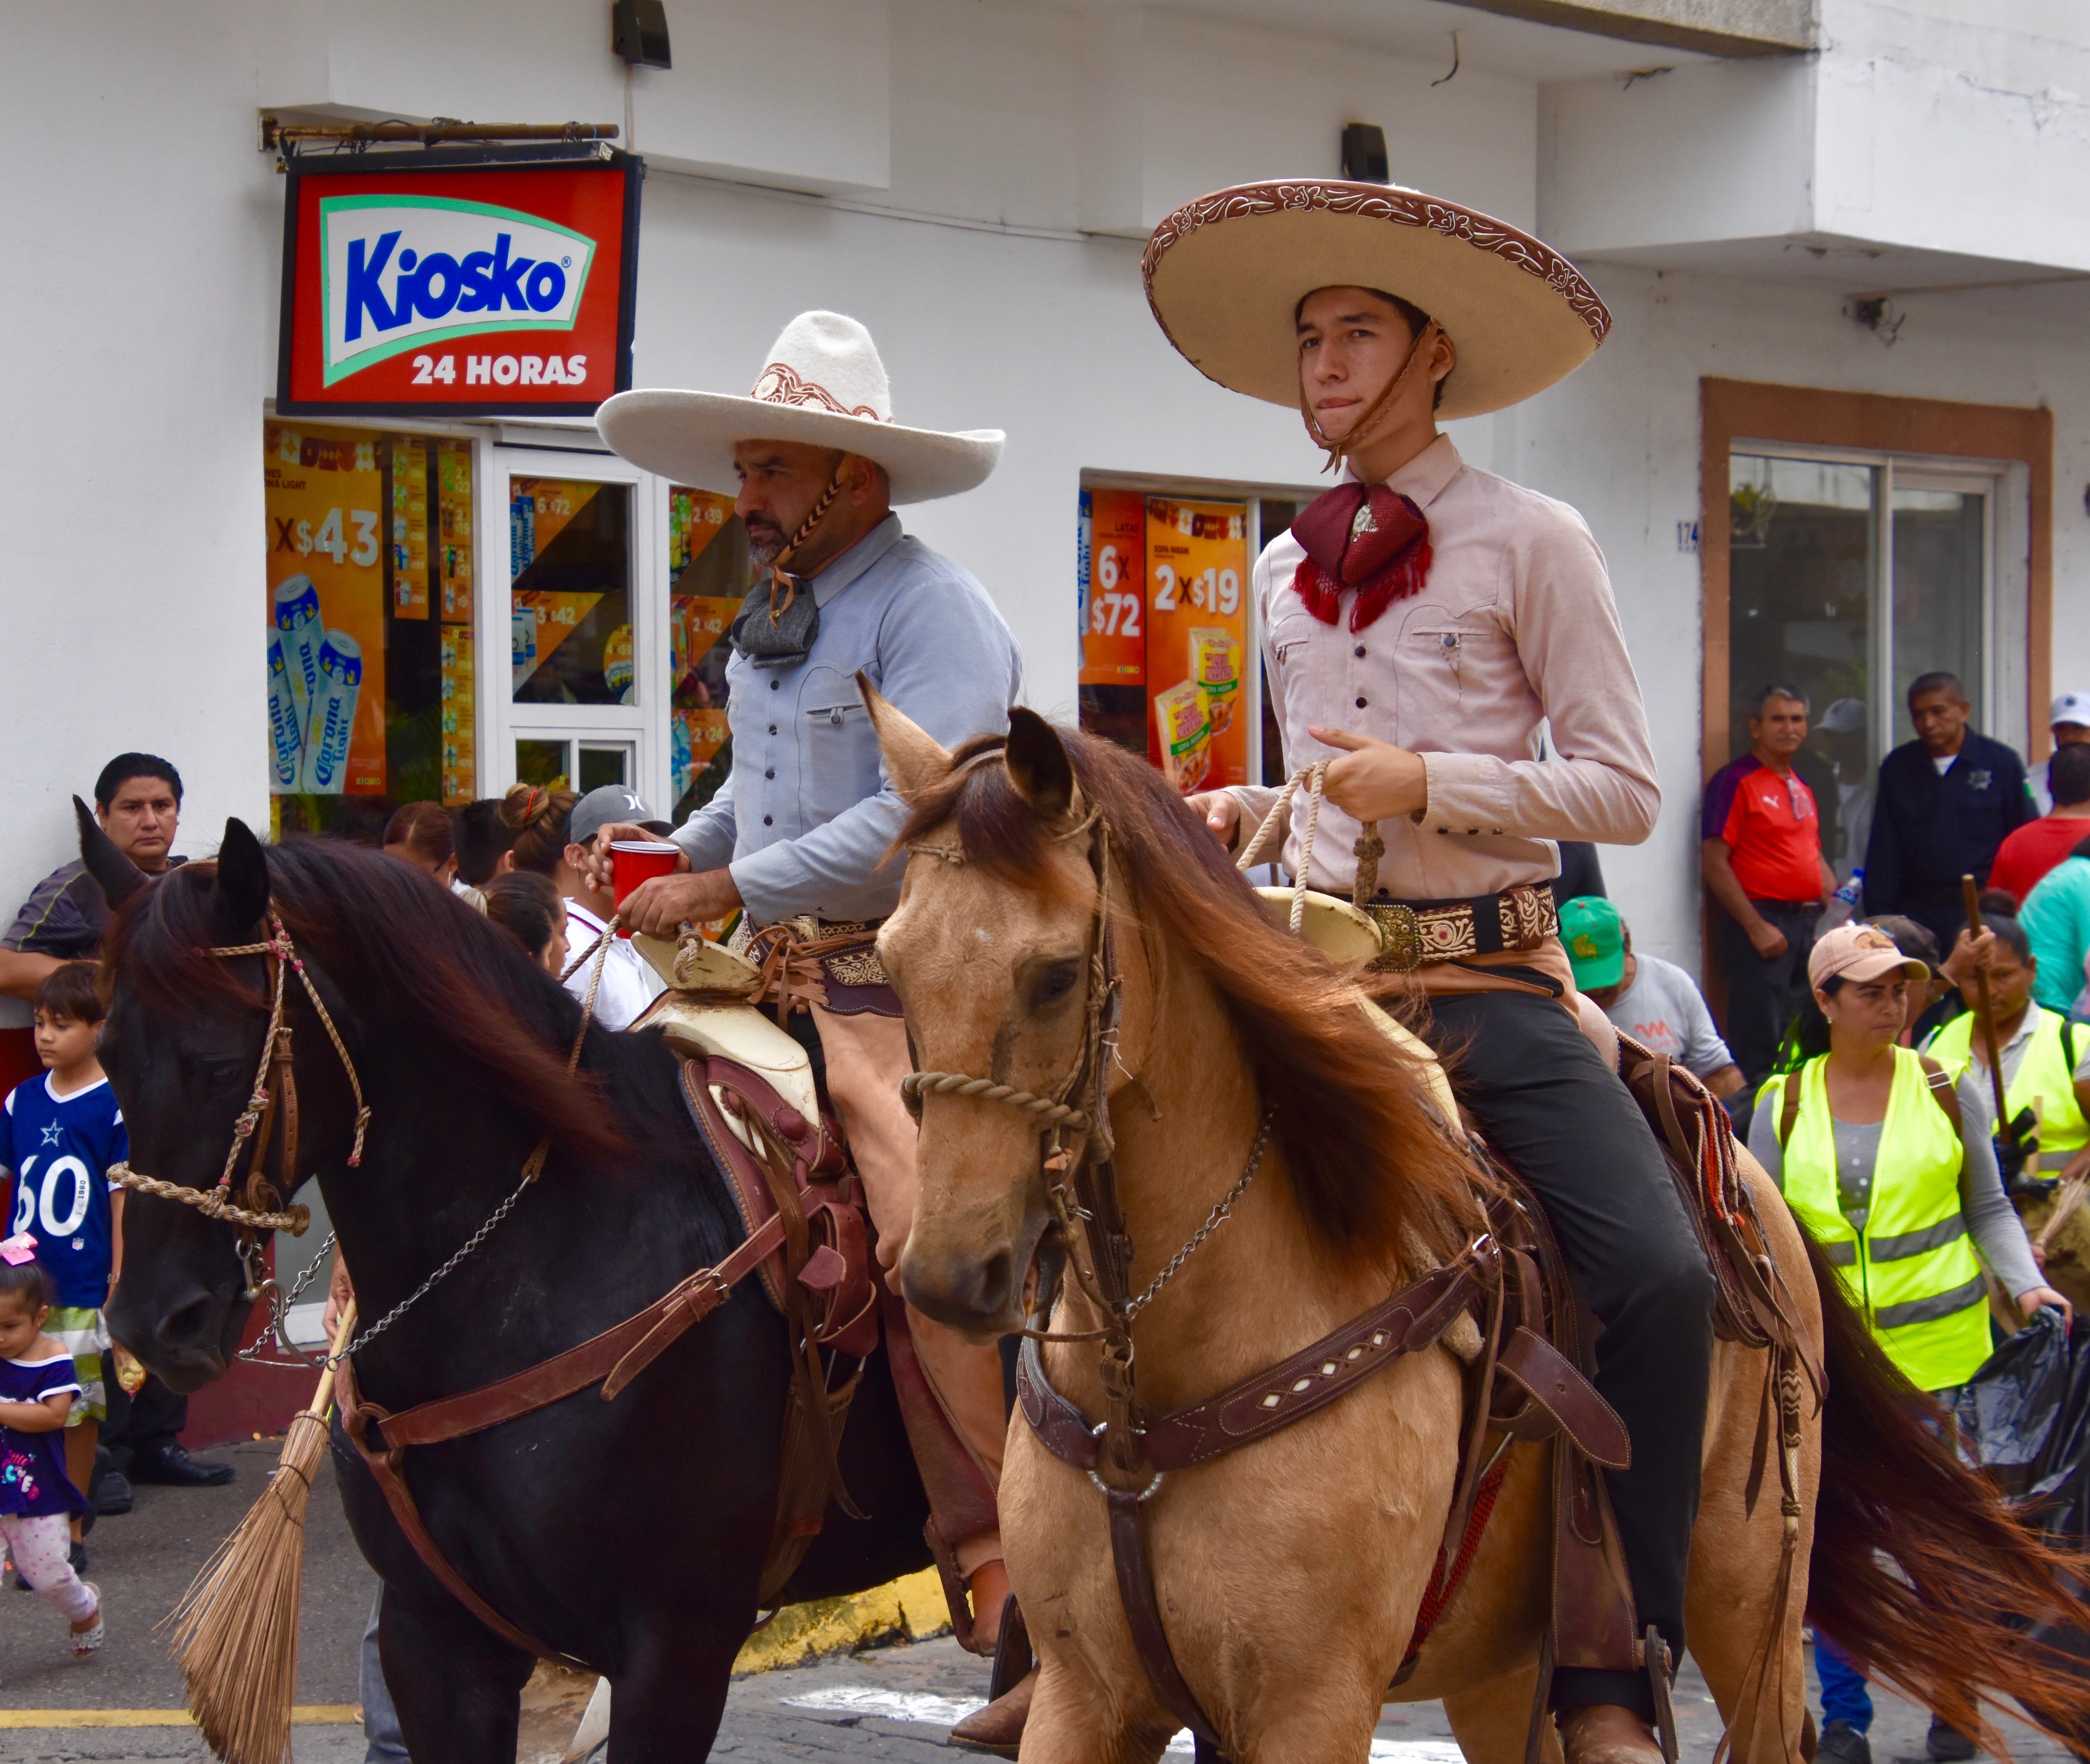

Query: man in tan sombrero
1157 183 1712 1764
587 312 1025 1700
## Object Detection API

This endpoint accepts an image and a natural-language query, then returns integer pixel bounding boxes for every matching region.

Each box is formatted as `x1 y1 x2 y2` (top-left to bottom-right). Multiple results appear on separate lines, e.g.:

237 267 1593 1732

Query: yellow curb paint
0 1706 359 1728
733 1566 953 1675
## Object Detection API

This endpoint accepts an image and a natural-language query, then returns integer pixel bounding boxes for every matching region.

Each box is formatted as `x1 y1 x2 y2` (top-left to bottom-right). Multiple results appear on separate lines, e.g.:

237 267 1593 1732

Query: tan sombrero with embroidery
1143 181 1611 420
597 311 1003 504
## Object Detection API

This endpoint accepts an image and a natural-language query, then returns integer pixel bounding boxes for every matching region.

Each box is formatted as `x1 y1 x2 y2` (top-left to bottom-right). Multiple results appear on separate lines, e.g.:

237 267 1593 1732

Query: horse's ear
214 819 271 936
75 796 149 913
1005 708 1075 823
858 671 954 803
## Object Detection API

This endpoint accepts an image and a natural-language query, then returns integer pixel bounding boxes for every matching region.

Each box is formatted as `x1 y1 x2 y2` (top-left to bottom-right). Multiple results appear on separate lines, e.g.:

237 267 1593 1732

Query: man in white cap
2030 690 2090 815
1815 696 1875 884
1151 181 1711 1764
586 312 1025 1707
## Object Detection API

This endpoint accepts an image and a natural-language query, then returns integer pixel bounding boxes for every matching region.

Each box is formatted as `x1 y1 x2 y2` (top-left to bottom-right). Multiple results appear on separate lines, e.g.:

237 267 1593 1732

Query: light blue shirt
674 513 1022 923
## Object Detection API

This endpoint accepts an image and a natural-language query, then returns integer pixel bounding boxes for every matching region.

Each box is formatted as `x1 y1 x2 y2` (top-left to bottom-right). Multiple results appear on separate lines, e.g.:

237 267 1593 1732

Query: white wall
0 3 285 1029
2 0 2085 1024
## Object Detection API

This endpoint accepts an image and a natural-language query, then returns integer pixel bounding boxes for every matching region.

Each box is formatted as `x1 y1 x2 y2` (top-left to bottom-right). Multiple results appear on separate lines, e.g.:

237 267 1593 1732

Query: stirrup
988 1595 1032 1702
1644 1625 1679 1764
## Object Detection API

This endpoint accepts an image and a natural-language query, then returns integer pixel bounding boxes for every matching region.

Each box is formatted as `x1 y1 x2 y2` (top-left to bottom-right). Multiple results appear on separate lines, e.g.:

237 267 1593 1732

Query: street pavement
1 1440 2076 1762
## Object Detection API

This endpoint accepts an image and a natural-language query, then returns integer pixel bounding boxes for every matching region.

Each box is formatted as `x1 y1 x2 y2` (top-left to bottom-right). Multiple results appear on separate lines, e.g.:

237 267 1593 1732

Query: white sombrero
1143 181 1611 420
597 311 1004 504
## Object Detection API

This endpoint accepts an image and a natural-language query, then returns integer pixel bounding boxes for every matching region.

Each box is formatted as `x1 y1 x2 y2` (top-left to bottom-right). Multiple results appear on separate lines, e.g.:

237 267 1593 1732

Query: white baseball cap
2050 691 2090 731
1819 698 1867 733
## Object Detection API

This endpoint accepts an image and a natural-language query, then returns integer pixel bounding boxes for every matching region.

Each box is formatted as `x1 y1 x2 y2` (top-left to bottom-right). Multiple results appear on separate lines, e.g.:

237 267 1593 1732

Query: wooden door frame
1700 377 2053 779
1697 378 2052 1021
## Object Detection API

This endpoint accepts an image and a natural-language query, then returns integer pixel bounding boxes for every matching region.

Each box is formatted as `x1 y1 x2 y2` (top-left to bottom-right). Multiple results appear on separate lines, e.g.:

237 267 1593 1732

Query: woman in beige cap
1750 922 2069 1764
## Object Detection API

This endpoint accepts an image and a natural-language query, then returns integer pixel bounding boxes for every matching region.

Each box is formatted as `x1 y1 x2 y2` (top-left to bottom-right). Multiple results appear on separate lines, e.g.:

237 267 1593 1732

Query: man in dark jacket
1864 672 2035 953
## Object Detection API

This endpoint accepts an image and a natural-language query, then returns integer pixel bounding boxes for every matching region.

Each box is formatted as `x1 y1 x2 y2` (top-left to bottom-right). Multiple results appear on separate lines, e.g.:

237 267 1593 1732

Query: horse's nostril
973 1248 1014 1317
158 1293 216 1348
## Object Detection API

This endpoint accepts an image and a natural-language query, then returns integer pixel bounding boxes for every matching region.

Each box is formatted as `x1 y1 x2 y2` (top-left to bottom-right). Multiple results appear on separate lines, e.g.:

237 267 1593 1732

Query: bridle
108 912 368 1308
109 904 619 1370
897 788 1275 1488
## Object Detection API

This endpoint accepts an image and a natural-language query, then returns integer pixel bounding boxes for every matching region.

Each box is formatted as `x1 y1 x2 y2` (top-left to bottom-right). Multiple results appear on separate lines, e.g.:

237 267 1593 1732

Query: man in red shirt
1702 685 1839 1085
1990 743 2090 906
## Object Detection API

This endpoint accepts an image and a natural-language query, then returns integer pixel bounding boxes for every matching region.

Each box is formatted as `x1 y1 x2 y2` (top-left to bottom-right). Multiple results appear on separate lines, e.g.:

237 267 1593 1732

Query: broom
165 1301 356 1764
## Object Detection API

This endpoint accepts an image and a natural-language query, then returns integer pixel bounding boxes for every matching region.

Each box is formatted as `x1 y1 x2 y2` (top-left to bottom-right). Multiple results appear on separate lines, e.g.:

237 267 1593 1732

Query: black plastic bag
1953 1307 2090 1753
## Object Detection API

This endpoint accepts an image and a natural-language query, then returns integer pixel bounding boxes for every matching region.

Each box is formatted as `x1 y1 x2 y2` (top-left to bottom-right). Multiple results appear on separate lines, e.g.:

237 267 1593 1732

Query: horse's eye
195 1054 246 1085
1032 962 1081 1010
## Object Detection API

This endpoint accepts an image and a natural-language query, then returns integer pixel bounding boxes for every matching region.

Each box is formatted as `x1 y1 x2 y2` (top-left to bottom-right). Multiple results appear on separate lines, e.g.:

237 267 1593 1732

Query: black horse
94 820 930 1762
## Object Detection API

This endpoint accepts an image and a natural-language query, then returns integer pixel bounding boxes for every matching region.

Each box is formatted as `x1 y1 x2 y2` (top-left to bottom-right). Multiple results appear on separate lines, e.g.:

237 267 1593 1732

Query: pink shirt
1235 436 1659 904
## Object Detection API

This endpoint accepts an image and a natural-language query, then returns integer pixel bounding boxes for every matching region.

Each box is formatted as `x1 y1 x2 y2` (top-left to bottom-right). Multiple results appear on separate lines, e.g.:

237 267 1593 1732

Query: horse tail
1803 1229 2090 1754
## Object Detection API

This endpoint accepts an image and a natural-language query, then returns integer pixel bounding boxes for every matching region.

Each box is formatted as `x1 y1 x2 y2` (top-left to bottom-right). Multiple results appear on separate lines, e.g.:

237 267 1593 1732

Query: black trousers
1715 900 1820 1088
1425 990 1715 1718
102 1371 188 1464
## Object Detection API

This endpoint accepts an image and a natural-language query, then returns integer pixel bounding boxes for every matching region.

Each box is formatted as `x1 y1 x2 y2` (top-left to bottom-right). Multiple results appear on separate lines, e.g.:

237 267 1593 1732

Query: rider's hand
1186 791 1240 852
620 869 742 938
1307 728 1429 823
2018 1284 2074 1331
1746 918 1790 961
585 822 688 894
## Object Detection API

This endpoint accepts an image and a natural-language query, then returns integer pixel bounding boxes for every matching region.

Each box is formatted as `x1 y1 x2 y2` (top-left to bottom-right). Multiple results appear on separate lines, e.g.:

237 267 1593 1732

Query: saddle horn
74 796 149 913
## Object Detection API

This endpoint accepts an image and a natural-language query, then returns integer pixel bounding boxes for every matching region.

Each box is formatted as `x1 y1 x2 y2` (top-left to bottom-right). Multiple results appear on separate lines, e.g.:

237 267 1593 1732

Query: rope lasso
1234 763 1383 918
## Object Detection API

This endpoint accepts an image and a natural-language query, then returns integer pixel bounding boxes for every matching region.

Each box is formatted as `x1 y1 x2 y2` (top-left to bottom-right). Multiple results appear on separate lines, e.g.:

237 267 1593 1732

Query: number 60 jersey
2 1073 125 1310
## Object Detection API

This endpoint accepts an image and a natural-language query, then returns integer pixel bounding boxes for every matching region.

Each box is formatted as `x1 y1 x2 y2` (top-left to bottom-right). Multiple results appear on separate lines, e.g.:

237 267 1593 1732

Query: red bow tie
1289 482 1432 633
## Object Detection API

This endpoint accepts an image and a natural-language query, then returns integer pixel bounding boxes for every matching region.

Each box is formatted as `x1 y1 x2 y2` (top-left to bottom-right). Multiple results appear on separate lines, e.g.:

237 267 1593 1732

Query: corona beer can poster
278 153 640 417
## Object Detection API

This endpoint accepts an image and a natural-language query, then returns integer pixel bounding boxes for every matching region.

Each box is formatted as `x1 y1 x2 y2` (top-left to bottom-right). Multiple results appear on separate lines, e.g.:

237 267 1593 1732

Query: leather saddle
633 984 996 1623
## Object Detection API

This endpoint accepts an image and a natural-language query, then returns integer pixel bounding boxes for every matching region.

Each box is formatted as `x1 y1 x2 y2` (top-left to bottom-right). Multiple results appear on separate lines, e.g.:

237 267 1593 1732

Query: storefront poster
1144 498 1248 792
438 441 475 622
264 422 390 797
391 441 429 617
1080 489 1146 687
277 151 641 417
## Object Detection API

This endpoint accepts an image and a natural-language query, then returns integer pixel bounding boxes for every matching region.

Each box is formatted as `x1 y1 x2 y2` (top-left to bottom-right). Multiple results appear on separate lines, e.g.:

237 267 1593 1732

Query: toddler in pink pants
0 1244 103 1653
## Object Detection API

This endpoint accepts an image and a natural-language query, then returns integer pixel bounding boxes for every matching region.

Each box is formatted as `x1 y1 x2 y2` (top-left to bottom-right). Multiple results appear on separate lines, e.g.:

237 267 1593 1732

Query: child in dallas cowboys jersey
1 963 125 1555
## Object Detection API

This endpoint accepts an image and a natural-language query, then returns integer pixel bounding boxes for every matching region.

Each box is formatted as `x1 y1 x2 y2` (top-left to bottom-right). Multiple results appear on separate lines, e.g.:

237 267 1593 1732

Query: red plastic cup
610 840 681 936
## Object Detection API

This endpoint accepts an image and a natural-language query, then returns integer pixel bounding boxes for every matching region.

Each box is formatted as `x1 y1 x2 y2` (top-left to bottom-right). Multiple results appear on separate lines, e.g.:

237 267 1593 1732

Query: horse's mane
899 730 1480 1267
105 839 637 1166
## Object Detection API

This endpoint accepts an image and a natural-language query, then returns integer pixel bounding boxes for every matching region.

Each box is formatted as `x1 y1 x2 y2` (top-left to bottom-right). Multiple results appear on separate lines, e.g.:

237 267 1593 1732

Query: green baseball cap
1560 896 1624 990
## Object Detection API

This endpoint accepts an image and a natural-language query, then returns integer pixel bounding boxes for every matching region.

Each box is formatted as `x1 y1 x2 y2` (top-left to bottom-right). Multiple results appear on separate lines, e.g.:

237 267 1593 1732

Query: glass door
1727 449 1996 883
492 447 661 812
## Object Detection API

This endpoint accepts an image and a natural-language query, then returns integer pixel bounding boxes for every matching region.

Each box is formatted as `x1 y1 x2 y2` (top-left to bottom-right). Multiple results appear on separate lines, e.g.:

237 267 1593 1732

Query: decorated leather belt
1364 882 1559 973
729 915 901 1018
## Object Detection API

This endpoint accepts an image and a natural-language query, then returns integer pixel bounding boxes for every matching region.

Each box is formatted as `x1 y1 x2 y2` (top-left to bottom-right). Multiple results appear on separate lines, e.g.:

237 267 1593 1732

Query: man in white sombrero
1159 184 1712 1764
588 312 1026 1683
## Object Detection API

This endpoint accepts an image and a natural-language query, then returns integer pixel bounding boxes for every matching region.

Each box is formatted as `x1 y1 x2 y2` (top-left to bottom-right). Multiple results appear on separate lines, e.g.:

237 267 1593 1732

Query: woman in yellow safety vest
1750 922 2070 1764
1922 913 2090 1187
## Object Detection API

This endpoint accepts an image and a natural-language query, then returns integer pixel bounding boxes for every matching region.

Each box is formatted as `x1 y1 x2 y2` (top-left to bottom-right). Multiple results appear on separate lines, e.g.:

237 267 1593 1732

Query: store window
1727 451 1995 880
1077 484 1306 794
264 422 476 838
510 478 632 707
667 486 753 822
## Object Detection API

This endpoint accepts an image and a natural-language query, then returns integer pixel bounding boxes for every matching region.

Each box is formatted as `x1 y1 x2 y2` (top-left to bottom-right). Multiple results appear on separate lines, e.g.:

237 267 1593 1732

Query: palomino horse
91 822 931 1763
867 694 2090 1764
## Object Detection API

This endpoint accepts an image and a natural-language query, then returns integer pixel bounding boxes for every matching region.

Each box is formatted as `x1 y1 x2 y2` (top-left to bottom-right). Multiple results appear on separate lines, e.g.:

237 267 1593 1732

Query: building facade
4 0 2086 1050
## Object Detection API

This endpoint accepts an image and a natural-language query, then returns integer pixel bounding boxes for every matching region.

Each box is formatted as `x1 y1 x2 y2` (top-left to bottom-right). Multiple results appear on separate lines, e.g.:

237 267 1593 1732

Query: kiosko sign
278 150 640 416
